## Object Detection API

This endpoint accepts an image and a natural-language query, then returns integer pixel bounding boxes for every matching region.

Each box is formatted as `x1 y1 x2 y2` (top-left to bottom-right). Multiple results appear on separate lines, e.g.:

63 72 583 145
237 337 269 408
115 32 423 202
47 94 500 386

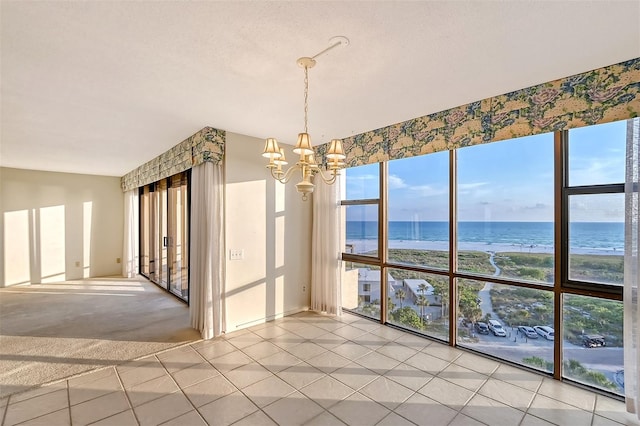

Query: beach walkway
478 251 500 320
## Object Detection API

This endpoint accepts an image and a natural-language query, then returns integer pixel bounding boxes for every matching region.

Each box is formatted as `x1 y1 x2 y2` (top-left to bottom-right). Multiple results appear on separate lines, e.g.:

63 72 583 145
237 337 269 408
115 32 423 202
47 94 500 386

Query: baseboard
229 306 310 332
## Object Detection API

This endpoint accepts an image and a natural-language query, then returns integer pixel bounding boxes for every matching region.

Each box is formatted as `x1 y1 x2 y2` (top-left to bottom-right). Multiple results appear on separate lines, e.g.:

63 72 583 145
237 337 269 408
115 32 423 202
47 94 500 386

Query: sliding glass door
155 178 168 289
168 173 189 299
139 171 190 302
140 185 152 277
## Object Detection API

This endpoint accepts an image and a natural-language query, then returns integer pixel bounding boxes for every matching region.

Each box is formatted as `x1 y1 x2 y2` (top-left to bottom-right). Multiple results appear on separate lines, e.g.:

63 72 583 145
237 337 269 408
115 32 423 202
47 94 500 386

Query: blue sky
345 120 627 222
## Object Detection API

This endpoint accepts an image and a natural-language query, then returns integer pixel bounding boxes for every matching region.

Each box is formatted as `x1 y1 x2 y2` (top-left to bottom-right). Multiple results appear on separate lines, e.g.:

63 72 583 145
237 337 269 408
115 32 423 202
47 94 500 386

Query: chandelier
262 37 349 201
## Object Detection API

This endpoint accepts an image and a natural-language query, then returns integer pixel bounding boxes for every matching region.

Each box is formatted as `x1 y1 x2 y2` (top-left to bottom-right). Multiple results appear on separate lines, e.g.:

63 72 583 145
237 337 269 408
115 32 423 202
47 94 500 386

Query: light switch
230 249 244 260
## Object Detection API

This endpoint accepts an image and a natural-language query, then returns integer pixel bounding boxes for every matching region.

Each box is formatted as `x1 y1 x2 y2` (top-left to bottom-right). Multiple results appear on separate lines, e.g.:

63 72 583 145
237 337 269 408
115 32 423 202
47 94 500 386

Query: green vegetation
388 249 449 269
385 249 495 276
389 307 423 330
395 289 407 308
458 251 495 275
360 302 380 318
458 279 484 324
563 359 619 391
363 250 622 285
493 252 624 285
521 357 618 390
563 295 623 347
491 285 553 327
493 252 553 283
490 285 623 346
348 248 624 347
522 356 553 372
569 254 624 284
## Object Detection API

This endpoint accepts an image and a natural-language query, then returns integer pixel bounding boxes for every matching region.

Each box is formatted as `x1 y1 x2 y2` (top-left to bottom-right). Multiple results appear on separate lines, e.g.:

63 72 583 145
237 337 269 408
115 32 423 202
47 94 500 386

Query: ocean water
346 221 625 251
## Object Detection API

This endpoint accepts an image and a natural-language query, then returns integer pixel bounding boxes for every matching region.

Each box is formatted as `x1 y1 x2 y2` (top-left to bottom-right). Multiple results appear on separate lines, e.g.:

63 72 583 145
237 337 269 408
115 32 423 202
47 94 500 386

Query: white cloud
388 174 407 189
570 157 623 185
457 181 491 197
458 182 489 190
409 184 448 197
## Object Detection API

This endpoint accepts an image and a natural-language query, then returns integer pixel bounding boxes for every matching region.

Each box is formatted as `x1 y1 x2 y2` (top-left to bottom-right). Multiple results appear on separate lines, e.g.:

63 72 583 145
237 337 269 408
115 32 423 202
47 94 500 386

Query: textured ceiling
2 1 639 177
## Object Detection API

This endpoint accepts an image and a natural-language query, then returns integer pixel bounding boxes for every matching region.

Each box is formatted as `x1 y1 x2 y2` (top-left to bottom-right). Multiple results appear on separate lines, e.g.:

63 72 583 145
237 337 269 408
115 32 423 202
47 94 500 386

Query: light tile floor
1 311 638 426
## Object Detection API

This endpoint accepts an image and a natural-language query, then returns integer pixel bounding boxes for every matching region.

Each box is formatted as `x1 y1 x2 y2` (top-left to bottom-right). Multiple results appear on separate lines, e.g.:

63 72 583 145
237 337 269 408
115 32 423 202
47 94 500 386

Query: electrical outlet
75 261 80 267
116 257 121 264
302 285 306 292
230 249 244 260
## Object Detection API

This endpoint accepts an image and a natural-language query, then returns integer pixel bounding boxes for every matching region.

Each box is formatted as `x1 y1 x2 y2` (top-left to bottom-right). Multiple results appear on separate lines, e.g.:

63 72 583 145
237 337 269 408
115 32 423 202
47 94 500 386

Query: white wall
0 167 123 287
224 133 312 332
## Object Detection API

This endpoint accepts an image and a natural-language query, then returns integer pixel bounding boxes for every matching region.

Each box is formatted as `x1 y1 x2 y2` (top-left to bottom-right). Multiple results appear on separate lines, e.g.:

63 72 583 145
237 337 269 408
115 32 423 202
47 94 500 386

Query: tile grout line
0 339 203 404
254 320 402 425
1 393 11 426
3 311 628 426
238 334 362 426
199 334 291 426
272 315 494 424
225 322 350 426
4 398 70 426
153 354 209 426
66 379 72 426
113 365 141 426
275 313 630 425
2 344 202 417
515 375 546 426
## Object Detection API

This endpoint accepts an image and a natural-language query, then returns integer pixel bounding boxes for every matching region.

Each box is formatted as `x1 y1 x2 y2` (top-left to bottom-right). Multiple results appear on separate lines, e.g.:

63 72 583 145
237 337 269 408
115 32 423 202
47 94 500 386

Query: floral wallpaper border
121 127 225 191
317 58 640 168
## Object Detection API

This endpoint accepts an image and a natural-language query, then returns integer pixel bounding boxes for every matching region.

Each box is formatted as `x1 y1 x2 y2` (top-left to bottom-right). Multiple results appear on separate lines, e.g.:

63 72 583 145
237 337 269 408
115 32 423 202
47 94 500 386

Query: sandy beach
346 239 622 256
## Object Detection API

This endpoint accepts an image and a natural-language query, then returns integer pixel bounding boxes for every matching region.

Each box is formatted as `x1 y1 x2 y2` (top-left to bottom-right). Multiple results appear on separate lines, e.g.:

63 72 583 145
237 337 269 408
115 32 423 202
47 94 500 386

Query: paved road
460 328 624 390
468 252 623 391
477 251 499 319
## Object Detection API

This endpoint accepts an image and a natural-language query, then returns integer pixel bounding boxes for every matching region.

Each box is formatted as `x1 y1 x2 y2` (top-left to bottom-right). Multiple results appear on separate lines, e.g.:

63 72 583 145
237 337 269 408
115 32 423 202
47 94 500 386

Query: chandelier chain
303 66 309 134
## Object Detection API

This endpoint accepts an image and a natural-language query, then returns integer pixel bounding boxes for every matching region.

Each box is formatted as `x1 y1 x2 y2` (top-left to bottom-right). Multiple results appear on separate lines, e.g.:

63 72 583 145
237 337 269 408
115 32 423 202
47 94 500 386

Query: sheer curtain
122 189 139 278
190 162 226 339
311 177 342 315
625 117 640 417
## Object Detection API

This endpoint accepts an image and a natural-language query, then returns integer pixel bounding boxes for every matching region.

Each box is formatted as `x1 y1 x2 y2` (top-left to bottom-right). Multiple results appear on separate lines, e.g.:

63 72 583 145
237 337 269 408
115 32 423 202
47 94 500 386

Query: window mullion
380 161 388 325
554 130 565 381
449 149 458 346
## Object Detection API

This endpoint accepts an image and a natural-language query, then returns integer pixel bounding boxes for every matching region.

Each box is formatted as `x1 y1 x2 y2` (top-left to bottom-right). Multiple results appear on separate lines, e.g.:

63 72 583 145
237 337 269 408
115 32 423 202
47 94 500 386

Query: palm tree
417 282 428 297
432 280 448 318
416 295 429 326
396 289 406 309
387 297 396 314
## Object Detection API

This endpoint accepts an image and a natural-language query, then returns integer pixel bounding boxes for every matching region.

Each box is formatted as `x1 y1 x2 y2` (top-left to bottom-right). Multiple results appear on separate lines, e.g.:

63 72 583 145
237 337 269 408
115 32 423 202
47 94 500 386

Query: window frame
340 121 632 397
560 130 624 298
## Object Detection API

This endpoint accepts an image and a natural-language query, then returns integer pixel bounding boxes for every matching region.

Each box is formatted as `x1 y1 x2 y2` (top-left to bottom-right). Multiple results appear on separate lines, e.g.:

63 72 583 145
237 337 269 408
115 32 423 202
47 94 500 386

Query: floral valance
323 58 640 168
121 127 225 192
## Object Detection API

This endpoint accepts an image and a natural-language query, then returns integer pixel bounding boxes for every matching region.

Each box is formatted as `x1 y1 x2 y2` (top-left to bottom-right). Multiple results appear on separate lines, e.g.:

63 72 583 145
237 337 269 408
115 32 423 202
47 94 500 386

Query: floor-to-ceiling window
455 133 556 373
139 170 190 302
561 120 626 393
342 163 381 320
341 118 634 397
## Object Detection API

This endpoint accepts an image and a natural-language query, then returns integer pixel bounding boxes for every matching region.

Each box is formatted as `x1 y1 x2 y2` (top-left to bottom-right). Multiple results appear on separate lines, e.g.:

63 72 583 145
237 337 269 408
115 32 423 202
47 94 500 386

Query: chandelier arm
269 167 286 184
313 168 340 185
271 164 302 184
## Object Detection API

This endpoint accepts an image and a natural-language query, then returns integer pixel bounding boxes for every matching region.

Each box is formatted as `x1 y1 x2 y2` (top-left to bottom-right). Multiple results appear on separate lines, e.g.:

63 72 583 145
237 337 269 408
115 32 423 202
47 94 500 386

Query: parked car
534 325 554 340
582 334 606 348
518 326 538 339
488 320 507 337
474 322 489 334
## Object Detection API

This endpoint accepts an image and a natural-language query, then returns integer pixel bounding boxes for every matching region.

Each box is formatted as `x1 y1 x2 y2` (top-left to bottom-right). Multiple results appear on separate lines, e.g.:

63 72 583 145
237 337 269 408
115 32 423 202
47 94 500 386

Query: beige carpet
0 276 201 398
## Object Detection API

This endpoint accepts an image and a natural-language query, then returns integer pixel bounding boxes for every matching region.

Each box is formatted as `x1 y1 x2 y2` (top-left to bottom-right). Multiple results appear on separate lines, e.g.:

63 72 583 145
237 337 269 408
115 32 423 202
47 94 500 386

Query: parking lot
458 321 623 391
